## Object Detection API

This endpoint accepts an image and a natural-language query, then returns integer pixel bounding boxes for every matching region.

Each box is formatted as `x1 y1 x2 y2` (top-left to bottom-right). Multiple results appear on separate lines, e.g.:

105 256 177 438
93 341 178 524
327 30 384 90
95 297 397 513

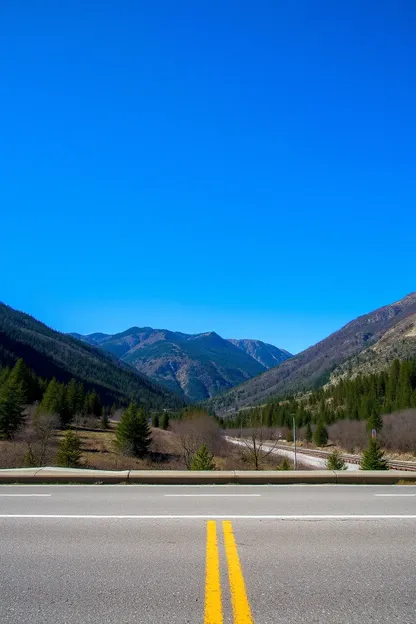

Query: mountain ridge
70 327 292 402
0 303 183 409
209 292 416 413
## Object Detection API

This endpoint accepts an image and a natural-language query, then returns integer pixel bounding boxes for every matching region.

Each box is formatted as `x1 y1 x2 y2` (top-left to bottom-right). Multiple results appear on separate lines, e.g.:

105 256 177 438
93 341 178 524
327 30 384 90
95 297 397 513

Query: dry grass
0 426 301 471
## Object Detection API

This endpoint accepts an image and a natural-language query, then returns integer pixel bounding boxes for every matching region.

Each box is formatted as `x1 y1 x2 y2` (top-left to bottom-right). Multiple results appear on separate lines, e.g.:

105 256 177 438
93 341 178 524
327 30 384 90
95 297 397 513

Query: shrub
305 422 313 443
152 413 160 428
278 457 291 471
326 449 347 470
100 412 110 430
328 420 367 453
190 444 216 470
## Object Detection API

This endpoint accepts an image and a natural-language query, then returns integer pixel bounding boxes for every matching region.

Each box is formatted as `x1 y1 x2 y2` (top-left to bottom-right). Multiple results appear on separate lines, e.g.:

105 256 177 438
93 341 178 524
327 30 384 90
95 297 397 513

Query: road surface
1 484 415 623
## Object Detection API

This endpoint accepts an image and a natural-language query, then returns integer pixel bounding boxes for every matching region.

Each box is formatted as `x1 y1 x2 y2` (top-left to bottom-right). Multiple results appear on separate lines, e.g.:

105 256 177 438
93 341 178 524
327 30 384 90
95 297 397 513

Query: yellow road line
223 520 254 624
204 520 223 624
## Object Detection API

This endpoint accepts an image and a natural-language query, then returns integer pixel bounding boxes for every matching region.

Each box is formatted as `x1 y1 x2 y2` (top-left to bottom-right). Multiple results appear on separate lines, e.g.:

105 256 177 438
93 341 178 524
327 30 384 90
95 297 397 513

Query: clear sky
1 1 415 354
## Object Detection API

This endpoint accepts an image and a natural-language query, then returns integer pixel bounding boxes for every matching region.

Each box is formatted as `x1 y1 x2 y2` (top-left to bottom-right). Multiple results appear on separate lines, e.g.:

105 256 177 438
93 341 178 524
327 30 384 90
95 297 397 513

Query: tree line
230 359 416 435
0 357 115 439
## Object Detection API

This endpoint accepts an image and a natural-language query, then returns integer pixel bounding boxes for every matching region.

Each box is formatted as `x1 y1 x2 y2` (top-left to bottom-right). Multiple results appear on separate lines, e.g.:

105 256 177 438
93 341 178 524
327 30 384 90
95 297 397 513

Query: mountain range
0 303 183 410
210 292 416 414
2 292 415 414
70 329 291 402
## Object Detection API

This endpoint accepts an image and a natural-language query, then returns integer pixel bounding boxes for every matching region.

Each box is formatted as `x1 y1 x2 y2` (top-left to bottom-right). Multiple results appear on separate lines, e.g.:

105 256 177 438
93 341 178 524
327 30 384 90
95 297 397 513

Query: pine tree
367 409 383 433
8 359 29 399
161 412 170 430
190 444 216 470
152 413 160 428
39 379 72 428
84 390 102 417
116 404 151 458
313 421 328 447
66 379 84 418
0 375 26 439
326 449 347 470
56 431 82 467
305 421 313 443
39 379 60 415
360 437 388 470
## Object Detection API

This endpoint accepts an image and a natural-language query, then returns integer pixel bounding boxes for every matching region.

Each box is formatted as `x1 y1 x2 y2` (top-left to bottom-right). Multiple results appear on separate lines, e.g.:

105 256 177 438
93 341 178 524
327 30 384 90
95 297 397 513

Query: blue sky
1 1 415 354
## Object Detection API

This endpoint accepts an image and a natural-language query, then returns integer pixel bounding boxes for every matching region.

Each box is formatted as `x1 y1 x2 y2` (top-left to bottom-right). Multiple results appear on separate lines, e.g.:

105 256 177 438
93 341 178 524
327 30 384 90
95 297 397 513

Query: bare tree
238 426 280 470
171 412 222 469
21 411 59 466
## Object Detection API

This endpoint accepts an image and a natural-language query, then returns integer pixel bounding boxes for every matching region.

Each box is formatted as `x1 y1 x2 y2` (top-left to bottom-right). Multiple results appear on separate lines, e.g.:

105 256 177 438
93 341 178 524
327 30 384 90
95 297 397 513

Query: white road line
0 494 52 497
374 494 416 497
0 514 415 520
163 494 262 497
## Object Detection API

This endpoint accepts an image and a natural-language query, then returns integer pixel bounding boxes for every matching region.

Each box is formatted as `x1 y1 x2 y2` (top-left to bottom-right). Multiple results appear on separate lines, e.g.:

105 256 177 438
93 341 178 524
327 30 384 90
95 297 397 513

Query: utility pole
293 415 297 470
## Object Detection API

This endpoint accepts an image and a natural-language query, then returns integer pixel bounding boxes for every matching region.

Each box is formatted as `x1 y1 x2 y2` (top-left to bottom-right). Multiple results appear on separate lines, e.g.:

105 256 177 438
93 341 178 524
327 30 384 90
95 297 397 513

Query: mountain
71 328 292 402
70 332 111 346
0 303 182 410
210 292 416 414
329 311 416 383
228 339 291 369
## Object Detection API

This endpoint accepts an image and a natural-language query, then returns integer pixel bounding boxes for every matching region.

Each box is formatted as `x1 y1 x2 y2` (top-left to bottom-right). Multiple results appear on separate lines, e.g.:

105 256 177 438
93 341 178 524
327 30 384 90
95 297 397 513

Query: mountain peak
70 325 290 402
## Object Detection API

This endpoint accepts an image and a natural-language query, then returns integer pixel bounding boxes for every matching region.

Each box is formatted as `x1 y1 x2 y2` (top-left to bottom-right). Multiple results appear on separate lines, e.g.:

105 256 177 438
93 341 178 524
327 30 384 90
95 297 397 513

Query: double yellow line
204 520 254 624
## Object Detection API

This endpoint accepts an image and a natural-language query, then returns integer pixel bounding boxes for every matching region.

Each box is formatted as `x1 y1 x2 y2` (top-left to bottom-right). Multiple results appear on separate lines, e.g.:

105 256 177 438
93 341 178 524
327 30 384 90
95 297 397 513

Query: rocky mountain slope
329 311 416 383
0 303 182 409
210 292 416 414
228 339 291 369
71 328 291 402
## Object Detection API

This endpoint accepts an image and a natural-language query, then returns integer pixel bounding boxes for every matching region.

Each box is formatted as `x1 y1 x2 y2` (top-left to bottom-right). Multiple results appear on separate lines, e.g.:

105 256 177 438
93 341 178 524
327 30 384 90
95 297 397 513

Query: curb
0 468 415 485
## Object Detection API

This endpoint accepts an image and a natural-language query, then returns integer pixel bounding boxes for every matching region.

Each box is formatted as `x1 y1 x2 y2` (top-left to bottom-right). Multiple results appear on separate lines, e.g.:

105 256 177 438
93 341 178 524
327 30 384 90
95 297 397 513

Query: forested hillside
211 292 416 413
230 359 416 433
0 303 183 410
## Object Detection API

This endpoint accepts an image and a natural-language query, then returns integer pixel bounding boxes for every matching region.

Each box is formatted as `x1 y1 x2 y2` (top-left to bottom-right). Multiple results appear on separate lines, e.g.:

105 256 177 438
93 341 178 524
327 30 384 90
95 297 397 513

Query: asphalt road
1 485 415 623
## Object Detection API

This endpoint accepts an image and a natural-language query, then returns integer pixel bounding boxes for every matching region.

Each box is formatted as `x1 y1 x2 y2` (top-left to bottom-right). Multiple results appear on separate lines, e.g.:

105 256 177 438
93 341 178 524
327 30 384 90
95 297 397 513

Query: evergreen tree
152 413 160 428
305 421 313 443
8 359 31 400
367 409 383 433
326 449 347 470
116 404 151 458
100 411 110 429
56 430 82 467
313 421 328 446
66 379 84 418
360 437 388 470
84 390 102 417
0 366 11 387
39 379 72 428
0 374 26 438
161 412 170 430
39 378 60 415
190 444 216 470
